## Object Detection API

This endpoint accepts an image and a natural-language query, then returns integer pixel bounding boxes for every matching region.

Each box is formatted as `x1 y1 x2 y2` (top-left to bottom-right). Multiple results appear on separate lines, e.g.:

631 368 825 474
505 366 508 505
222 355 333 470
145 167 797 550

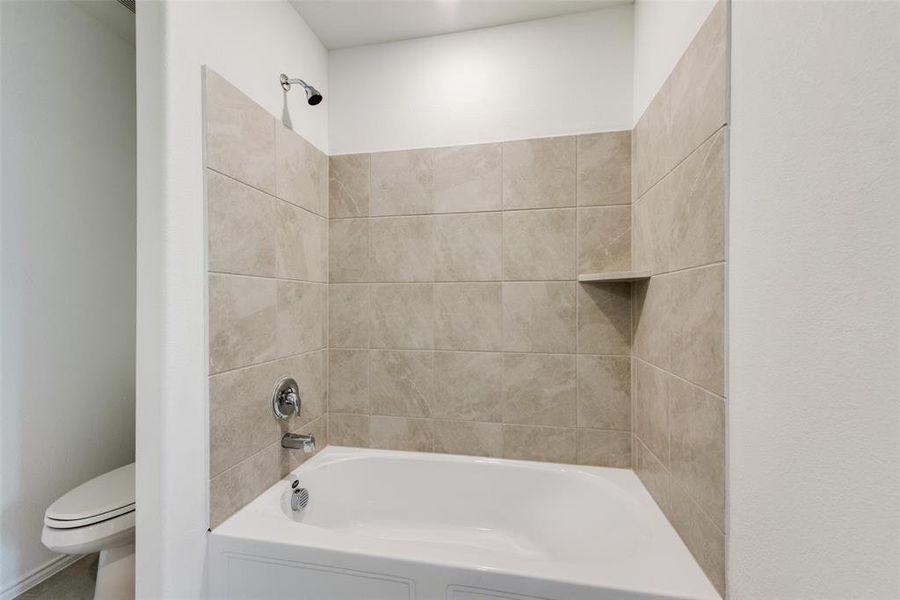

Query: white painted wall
135 2 328 597
328 5 633 155
729 2 900 598
632 0 716 123
1 0 135 596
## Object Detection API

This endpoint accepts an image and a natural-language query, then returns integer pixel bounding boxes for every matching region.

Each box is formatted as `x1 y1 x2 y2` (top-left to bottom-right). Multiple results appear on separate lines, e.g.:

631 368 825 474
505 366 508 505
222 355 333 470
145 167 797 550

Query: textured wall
327 134 635 466
205 70 329 528
630 1 728 595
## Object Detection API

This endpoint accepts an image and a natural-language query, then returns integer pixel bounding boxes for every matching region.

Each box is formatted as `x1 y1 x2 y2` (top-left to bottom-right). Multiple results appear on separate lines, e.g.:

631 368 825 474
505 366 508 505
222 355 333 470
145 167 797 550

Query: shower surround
205 2 727 594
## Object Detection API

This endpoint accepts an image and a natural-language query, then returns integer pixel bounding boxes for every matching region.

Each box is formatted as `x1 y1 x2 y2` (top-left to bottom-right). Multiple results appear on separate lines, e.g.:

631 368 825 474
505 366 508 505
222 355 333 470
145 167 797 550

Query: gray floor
16 554 97 600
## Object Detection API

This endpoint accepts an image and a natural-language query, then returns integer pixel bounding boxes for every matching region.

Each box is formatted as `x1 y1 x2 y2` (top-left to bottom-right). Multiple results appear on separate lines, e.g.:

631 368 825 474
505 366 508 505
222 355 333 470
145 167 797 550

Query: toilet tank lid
46 463 135 522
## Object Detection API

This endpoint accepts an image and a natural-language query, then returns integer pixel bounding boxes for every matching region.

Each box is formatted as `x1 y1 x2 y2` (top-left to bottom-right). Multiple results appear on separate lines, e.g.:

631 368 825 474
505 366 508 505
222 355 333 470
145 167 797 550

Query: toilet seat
44 463 134 529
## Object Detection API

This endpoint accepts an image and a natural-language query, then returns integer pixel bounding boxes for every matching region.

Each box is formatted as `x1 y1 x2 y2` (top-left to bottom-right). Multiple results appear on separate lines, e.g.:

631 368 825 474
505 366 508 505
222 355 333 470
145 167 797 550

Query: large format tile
668 481 726 596
370 350 434 417
633 359 670 467
209 442 282 528
577 429 631 468
502 137 576 209
433 213 502 281
274 200 327 282
207 169 277 277
328 413 370 447
576 283 631 355
669 264 725 394
275 281 326 357
328 284 369 348
577 355 630 431
434 420 503 458
634 129 726 275
208 273 277 374
434 283 502 351
329 218 369 283
329 154 370 218
433 143 501 213
370 284 433 349
669 376 725 531
633 0 727 197
369 216 433 282
432 351 503 422
577 206 631 274
633 436 671 514
371 149 433 216
275 123 327 216
502 282 576 353
369 416 434 452
632 276 673 369
328 349 369 414
503 209 576 280
205 70 275 194
502 354 576 427
576 131 631 206
502 424 576 464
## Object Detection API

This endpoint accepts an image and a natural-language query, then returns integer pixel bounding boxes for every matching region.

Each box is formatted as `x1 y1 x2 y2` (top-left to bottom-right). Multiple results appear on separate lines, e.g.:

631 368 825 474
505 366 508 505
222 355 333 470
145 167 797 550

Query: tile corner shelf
577 271 651 283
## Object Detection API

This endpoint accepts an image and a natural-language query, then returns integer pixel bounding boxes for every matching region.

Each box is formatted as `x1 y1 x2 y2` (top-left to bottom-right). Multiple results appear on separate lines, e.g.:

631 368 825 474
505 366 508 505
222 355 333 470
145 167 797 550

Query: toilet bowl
42 463 135 600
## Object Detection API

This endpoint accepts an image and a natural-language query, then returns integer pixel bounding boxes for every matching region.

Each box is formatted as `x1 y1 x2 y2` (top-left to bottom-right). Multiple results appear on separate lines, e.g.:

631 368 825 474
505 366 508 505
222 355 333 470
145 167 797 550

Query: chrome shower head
280 73 323 106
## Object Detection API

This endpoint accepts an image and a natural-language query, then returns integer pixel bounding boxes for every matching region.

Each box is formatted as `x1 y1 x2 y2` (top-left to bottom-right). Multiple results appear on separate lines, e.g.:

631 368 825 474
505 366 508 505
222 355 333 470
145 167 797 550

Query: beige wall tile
434 420 503 458
328 349 369 414
369 216 433 282
328 284 369 348
433 143 502 213
209 273 277 374
370 350 434 417
434 283 502 351
502 424 576 464
503 354 576 427
329 218 369 283
633 359 670 467
370 284 433 349
209 442 281 528
633 129 726 275
275 281 327 357
633 437 671 515
502 137 576 209
433 213 502 281
632 0 727 197
369 416 434 452
433 351 502 422
502 282 576 353
275 200 327 282
329 154 370 218
291 350 328 426
275 123 327 216
328 413 370 447
669 376 725 532
210 359 282 478
577 206 631 274
205 70 275 194
371 149 433 216
503 209 576 280
207 170 277 277
577 131 631 206
632 277 673 370
577 429 631 468
577 355 630 431
576 283 631 355
669 264 725 395
668 481 726 596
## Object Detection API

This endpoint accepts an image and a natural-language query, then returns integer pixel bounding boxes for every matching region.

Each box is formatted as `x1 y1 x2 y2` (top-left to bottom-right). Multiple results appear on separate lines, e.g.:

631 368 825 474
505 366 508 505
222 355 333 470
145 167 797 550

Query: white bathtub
208 447 719 600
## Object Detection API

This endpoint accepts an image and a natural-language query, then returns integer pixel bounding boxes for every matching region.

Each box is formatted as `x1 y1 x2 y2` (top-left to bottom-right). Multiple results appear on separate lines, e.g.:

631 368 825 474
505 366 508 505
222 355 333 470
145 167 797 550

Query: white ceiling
290 0 629 50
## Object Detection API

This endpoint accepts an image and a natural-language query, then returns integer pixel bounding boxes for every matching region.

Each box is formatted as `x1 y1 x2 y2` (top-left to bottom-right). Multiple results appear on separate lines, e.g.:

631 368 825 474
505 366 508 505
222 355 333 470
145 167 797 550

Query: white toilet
41 463 135 600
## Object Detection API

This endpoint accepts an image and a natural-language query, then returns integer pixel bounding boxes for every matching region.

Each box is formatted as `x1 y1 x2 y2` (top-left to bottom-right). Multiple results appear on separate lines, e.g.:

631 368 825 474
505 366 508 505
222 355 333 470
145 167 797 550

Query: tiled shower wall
631 1 728 594
327 134 635 465
204 70 329 528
